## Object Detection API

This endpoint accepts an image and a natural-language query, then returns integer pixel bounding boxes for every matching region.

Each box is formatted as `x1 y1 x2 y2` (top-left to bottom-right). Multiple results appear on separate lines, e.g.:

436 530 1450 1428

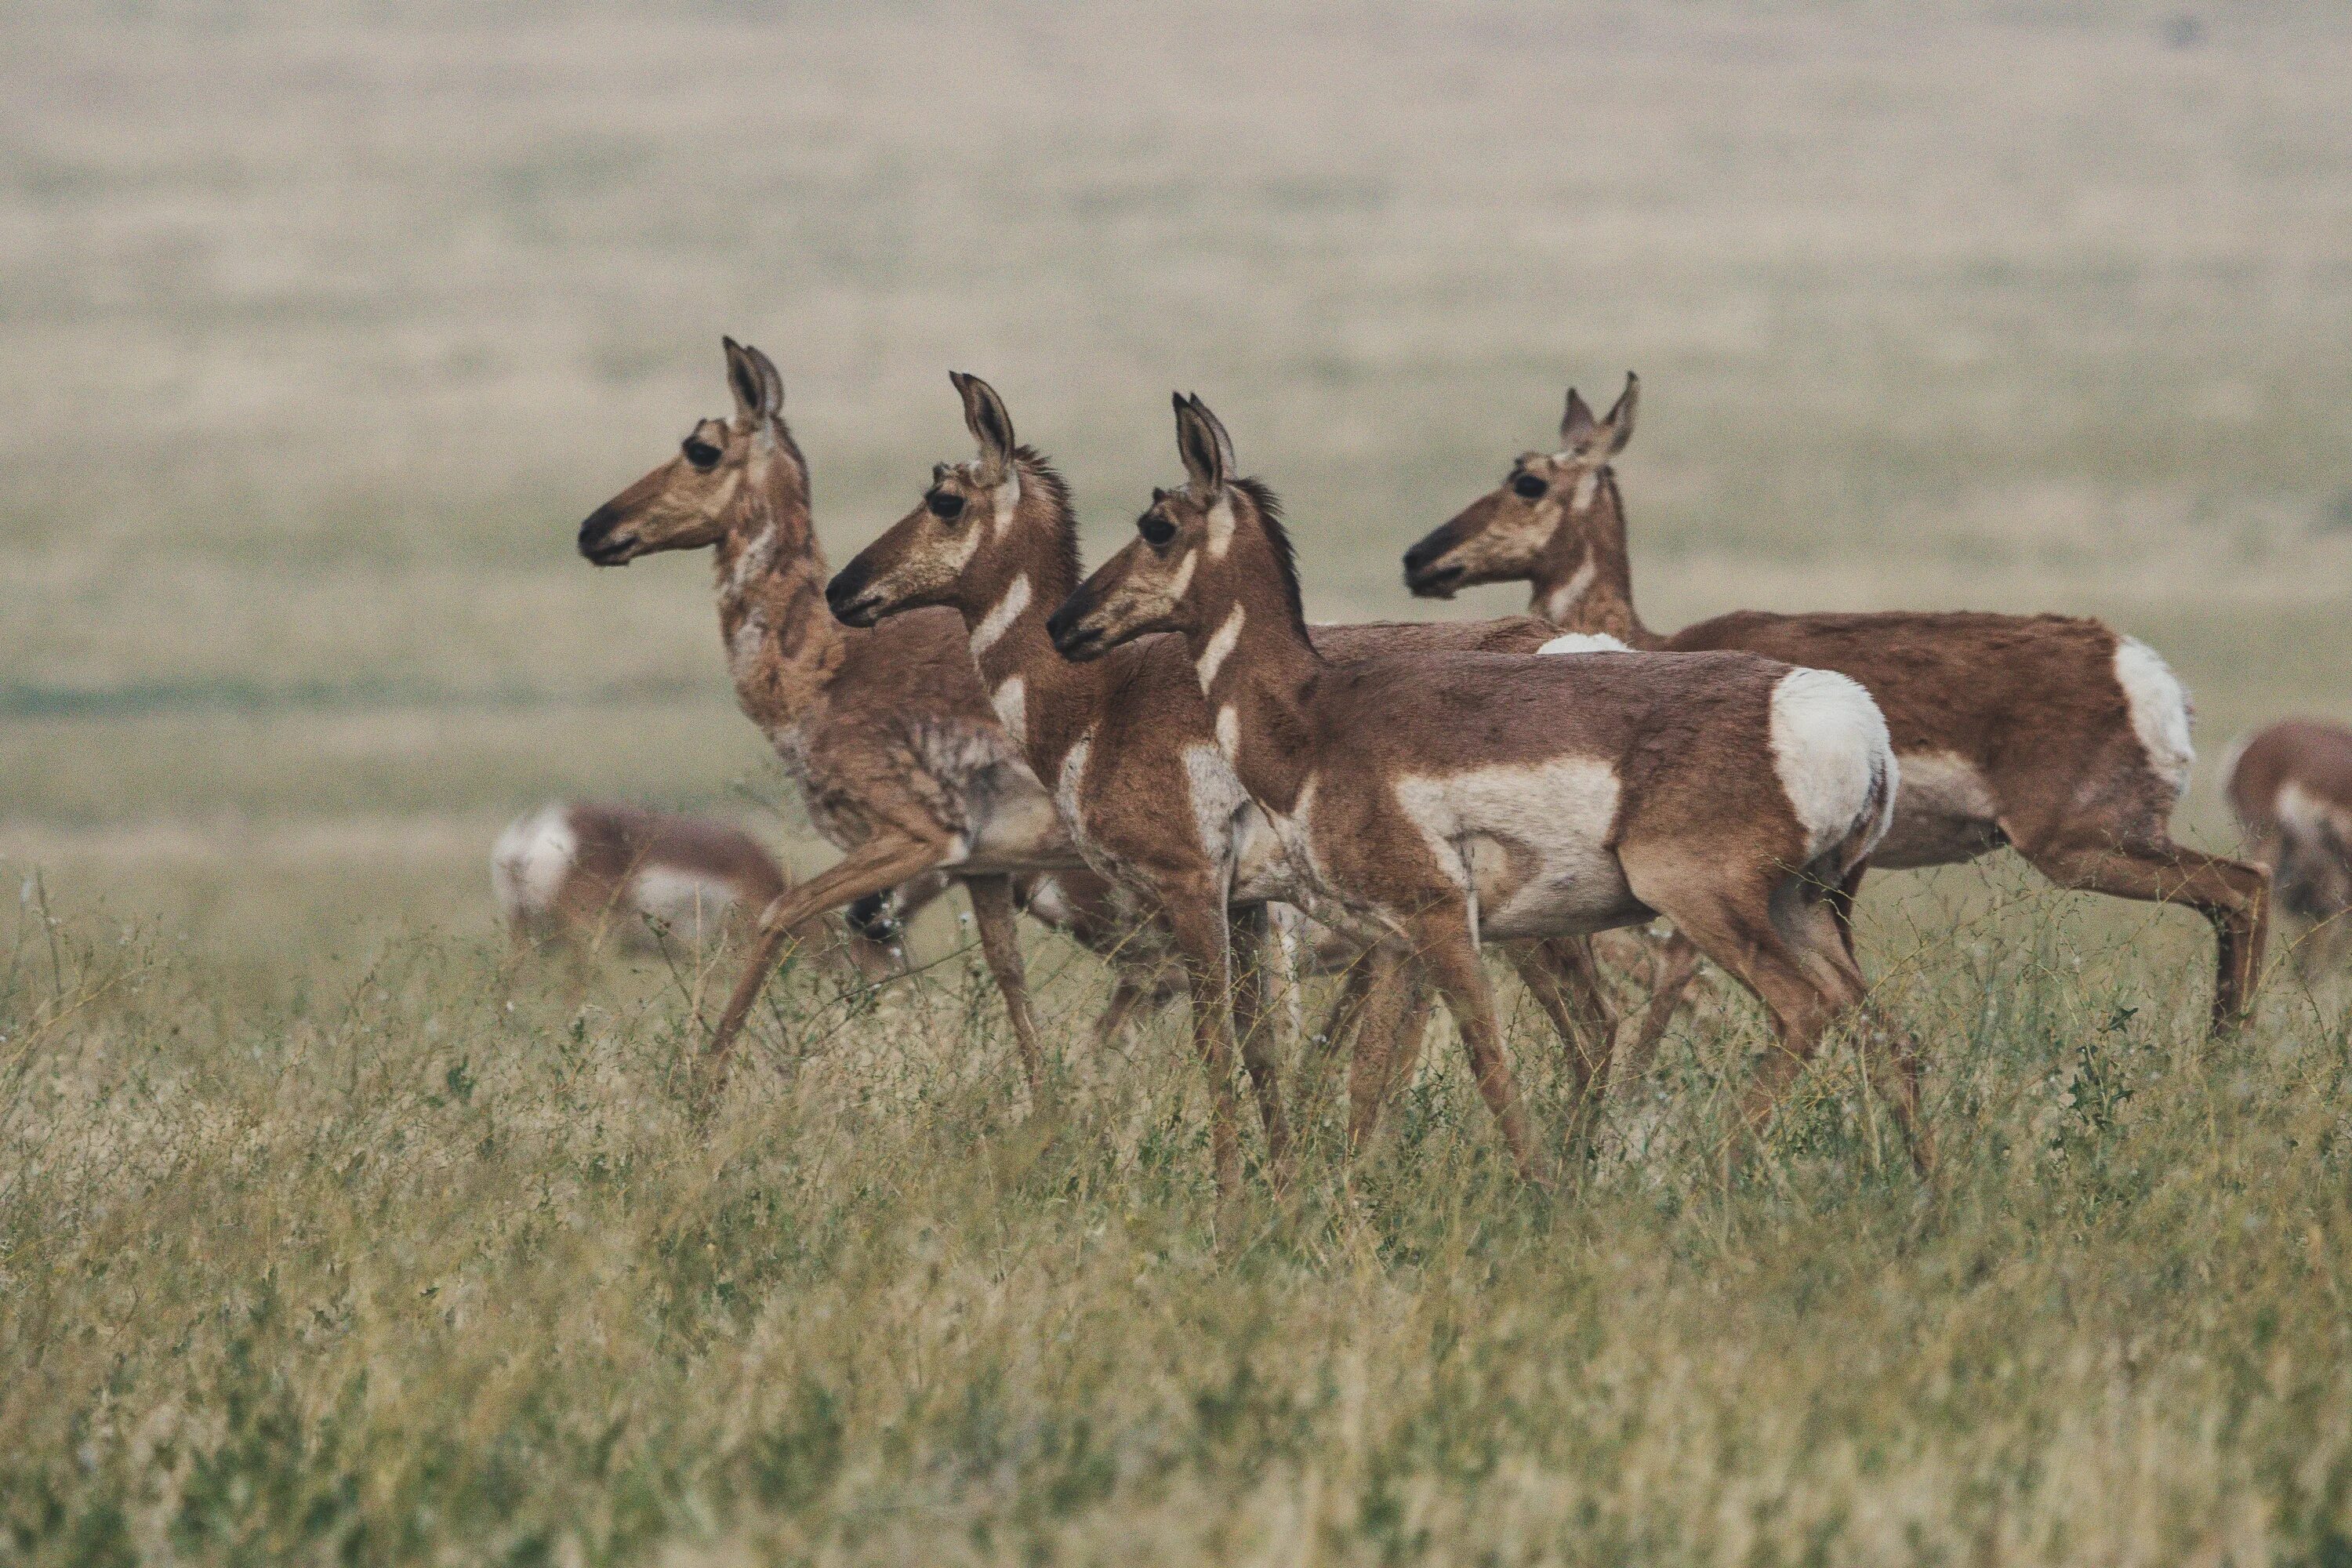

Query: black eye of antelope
683 437 722 470
1138 511 1177 547
1512 472 1548 500
927 491 966 521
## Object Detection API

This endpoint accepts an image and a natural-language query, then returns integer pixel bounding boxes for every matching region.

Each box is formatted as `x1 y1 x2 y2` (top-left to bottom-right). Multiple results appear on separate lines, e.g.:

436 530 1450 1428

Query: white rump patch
1214 703 1241 764
492 804 577 920
1536 631 1630 655
970 574 1031 658
990 676 1026 743
2113 636 2194 800
2275 782 2352 849
1768 668 1898 863
1541 558 1599 624
1392 758 1629 939
1196 602 1247 691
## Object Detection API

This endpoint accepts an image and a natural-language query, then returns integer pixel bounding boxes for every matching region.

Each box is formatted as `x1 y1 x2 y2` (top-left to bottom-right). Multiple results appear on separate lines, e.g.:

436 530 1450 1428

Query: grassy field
7 0 2352 1561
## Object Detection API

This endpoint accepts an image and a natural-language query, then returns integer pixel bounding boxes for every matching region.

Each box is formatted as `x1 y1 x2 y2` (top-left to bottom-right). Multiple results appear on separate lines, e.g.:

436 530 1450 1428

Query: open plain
6 2 2352 1561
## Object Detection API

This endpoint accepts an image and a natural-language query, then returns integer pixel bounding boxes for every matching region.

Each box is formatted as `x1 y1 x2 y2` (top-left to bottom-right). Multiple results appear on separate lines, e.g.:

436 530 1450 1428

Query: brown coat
1403 373 2270 1033
575 339 1094 1087
824 372 1596 1194
2228 720 2352 924
1051 394 1918 1179
494 800 787 948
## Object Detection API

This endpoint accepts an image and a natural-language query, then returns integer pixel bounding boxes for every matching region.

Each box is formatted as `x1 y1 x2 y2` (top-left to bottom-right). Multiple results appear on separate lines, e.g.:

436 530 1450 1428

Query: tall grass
7 883 2351 1564
8 2 2352 1559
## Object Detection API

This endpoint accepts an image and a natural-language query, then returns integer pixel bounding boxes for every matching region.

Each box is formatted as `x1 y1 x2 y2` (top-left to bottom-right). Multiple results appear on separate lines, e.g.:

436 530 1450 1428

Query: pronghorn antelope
825 373 1615 1191
1403 374 2270 1045
576 339 1095 1093
495 800 790 953
495 800 934 975
2228 720 2352 972
1049 394 1921 1178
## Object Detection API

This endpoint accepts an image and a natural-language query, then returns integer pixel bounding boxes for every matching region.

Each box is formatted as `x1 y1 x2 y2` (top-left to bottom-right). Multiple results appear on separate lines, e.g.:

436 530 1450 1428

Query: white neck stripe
1196 601 1247 692
1544 557 1598 623
970 573 1032 658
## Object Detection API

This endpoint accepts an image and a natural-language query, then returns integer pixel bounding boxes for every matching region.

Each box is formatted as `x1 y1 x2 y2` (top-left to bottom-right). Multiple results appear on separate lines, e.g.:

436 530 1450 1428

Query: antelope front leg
1508 936 1617 1149
1162 891 1247 1213
964 873 1052 1103
1614 927 1704 1098
1346 946 1435 1149
1227 903 1292 1180
704 831 949 1091
1404 913 1541 1185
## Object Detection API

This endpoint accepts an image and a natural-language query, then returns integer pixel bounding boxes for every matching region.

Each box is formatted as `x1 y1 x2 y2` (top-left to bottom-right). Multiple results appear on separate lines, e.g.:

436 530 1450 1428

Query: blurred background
5 0 2349 981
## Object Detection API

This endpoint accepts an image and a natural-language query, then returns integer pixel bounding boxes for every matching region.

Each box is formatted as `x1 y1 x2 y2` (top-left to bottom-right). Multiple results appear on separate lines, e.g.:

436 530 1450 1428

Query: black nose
823 563 864 616
1045 595 1098 659
578 505 625 563
1401 541 1437 574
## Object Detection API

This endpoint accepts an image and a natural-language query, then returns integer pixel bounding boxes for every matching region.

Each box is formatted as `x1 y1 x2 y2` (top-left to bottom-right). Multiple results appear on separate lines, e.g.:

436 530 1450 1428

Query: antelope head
1402 372 1637 600
827 372 1024 627
1050 393 1296 662
578 338 804 565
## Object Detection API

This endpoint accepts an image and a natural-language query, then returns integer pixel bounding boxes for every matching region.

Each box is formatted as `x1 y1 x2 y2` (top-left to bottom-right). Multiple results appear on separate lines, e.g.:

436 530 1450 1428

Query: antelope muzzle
824 559 887 627
1400 520 1468 598
1045 584 1109 662
577 503 641 567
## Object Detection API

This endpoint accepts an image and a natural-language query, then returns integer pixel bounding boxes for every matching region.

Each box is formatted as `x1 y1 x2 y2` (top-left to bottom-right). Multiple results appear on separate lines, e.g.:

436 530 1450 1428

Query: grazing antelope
826 374 1614 1192
497 802 940 983
494 800 791 953
2228 720 2352 974
576 338 1094 1093
1403 374 2270 1047
1050 394 1921 1178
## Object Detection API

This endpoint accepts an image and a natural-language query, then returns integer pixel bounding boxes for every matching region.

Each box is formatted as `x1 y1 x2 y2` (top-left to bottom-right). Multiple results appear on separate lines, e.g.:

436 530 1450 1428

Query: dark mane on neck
1016 445 1080 599
1233 476 1311 645
760 414 812 506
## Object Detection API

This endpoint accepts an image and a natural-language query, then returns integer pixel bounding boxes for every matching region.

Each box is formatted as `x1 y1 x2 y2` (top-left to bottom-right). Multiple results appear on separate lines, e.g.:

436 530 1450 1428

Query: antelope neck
1187 586 1321 815
1526 469 1657 647
713 438 845 716
964 470 1092 771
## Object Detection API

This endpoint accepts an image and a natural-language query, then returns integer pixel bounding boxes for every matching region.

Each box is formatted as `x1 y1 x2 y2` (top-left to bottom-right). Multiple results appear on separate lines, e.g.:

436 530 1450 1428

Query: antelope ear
1602 372 1639 456
1193 394 1237 481
951 371 1016 480
1174 393 1230 495
725 338 782 420
1559 385 1600 449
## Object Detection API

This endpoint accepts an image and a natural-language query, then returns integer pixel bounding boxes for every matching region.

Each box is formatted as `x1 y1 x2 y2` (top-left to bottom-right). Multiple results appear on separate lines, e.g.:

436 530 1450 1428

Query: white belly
1391 759 1645 940
1874 750 2004 869
627 867 742 931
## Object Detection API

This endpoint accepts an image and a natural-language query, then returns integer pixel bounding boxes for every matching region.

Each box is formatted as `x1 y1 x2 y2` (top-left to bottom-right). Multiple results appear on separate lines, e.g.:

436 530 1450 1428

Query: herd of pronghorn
494 338 2350 1194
